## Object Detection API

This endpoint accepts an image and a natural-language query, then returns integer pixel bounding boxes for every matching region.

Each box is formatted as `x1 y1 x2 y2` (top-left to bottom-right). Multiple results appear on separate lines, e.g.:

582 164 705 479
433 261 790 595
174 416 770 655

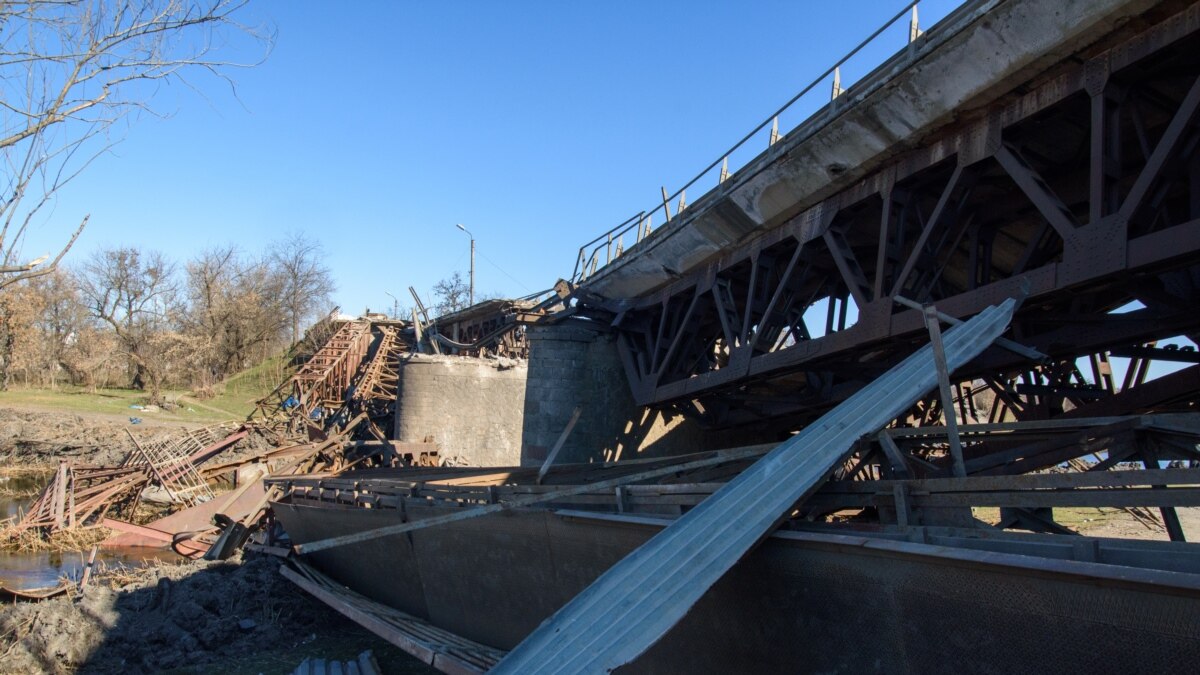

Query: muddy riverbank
0 407 431 674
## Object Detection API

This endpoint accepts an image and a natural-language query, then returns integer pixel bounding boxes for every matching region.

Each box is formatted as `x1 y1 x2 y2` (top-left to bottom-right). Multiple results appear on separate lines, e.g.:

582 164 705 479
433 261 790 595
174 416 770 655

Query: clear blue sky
21 0 966 315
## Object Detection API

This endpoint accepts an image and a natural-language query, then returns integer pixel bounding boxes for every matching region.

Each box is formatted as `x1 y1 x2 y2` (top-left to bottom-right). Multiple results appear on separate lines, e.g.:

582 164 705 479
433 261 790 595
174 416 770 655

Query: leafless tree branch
0 1 273 286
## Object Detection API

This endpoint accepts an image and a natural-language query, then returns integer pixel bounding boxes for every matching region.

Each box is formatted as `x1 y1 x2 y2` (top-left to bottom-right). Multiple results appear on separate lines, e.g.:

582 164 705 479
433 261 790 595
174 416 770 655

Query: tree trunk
0 301 12 392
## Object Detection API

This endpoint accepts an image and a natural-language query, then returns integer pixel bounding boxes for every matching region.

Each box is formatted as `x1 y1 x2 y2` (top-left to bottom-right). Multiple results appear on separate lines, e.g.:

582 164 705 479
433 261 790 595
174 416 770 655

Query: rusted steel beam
293 444 778 554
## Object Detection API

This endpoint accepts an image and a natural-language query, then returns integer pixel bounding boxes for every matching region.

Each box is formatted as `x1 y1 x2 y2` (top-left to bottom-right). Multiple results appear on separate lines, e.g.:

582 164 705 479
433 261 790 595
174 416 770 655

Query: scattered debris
6 316 430 564
12 423 246 539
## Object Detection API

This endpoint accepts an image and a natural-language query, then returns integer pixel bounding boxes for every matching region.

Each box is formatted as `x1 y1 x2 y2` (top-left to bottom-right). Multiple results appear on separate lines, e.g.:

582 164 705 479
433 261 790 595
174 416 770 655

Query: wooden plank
79 545 98 591
279 564 497 673
52 461 67 529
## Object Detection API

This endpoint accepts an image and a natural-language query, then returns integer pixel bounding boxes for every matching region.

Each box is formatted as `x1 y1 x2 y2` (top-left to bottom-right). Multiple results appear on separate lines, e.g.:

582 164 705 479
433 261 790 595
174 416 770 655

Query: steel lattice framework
253 320 374 433
584 7 1200 434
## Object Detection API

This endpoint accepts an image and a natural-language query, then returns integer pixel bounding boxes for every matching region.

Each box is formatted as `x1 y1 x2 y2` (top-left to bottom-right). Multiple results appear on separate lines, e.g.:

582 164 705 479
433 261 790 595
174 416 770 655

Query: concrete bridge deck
579 0 1169 301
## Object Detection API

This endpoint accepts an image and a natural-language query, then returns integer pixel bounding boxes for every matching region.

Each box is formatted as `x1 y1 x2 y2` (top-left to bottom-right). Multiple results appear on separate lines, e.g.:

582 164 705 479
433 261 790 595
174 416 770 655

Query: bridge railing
570 1 928 285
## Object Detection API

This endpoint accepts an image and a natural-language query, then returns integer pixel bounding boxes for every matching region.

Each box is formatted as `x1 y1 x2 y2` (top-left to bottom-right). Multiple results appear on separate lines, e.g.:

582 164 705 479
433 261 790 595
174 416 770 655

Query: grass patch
972 506 1141 533
0 354 293 424
0 386 228 422
187 353 294 420
1 524 113 553
1053 506 1138 531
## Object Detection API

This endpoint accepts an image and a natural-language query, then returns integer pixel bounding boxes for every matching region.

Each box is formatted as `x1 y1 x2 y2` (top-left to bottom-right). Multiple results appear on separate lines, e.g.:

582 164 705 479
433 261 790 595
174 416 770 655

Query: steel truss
428 299 543 359
328 325 408 438
254 320 377 434
827 413 1200 540
583 6 1200 434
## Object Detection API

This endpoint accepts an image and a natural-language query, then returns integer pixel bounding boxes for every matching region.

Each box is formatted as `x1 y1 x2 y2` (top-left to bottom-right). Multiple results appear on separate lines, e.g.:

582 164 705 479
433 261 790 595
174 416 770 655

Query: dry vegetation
1 239 335 406
0 524 113 554
0 0 331 406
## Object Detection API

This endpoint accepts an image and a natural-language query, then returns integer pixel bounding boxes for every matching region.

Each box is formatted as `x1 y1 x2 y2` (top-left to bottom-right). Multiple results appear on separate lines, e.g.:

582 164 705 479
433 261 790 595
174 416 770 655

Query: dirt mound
0 554 425 674
0 408 154 467
0 408 275 469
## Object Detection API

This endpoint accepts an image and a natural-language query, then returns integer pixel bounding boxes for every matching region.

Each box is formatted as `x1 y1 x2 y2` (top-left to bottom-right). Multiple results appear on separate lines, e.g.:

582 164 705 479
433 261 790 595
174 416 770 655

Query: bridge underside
581 5 1200 434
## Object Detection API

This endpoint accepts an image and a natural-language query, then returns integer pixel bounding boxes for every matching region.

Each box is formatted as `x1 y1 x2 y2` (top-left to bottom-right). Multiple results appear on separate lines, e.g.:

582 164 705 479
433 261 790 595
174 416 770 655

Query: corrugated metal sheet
491 299 1016 674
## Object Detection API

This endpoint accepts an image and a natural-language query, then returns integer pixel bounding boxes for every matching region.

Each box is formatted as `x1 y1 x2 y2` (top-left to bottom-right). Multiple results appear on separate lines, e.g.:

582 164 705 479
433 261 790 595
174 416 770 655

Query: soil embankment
0 408 161 467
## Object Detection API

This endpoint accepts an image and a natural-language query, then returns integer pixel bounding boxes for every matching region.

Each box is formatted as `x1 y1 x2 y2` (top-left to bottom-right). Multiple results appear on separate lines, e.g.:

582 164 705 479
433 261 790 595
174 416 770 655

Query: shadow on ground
0 554 438 674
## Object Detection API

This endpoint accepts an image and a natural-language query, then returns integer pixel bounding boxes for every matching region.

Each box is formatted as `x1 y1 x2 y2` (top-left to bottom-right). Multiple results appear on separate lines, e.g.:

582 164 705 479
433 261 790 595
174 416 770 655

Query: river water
1 473 168 591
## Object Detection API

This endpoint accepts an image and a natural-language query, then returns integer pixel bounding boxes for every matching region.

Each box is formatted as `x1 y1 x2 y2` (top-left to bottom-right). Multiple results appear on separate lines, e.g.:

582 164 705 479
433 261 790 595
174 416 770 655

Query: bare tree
0 1 273 289
432 272 471 316
185 245 287 384
77 246 180 400
268 232 335 345
0 280 44 389
28 269 97 386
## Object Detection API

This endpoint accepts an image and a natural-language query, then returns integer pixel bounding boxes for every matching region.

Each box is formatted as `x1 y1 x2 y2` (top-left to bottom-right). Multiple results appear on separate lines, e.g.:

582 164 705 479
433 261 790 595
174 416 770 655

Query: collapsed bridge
308 0 1200 670
571 0 1200 432
17 1 1200 672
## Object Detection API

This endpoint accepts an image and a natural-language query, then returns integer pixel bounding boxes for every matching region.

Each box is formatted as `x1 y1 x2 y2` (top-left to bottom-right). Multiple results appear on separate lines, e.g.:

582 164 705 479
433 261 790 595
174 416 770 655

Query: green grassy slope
0 353 296 424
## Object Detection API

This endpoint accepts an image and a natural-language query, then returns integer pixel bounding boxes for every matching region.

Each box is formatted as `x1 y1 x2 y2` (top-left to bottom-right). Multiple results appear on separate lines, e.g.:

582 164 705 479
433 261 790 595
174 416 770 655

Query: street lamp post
456 223 475 306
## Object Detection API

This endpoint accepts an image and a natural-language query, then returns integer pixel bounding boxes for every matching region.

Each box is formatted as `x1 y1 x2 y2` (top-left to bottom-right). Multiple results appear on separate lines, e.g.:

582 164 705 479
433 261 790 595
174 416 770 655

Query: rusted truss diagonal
327 326 409 438
352 327 405 403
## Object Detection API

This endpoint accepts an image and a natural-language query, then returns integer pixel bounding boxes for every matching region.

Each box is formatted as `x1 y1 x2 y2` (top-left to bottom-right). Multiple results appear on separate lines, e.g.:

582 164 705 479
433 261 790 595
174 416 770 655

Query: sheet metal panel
492 299 1016 674
273 502 431 620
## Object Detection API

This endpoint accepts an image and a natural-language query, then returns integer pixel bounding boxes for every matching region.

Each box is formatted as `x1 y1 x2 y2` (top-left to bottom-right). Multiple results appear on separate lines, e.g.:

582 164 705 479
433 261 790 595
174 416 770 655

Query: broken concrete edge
405 352 527 370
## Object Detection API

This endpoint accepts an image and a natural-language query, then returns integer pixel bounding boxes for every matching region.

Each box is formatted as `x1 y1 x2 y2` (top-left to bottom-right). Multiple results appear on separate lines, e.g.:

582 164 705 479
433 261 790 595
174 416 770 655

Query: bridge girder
586 5 1200 430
